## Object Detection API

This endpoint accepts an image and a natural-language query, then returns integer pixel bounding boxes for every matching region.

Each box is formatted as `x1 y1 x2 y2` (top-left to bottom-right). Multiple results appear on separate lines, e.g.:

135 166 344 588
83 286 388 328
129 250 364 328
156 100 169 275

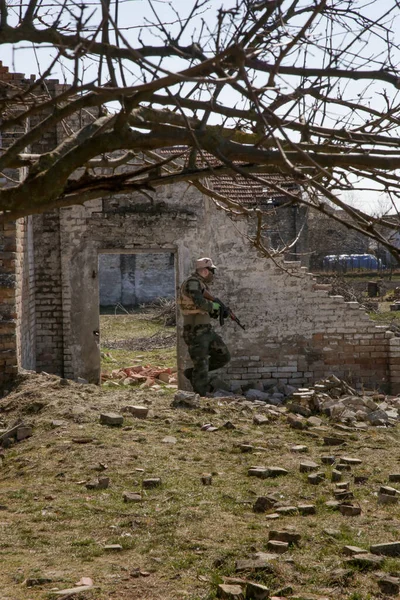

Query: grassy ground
1 310 400 599
1 371 400 600
100 310 177 374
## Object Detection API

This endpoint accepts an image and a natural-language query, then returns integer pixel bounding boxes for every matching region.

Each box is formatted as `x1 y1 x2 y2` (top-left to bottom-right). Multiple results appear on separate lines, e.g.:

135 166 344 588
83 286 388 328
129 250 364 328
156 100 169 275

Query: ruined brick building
1 61 400 393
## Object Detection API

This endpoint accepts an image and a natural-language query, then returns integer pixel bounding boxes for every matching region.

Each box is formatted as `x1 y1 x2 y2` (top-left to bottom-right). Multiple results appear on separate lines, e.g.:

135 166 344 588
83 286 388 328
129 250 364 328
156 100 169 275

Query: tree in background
1 0 400 260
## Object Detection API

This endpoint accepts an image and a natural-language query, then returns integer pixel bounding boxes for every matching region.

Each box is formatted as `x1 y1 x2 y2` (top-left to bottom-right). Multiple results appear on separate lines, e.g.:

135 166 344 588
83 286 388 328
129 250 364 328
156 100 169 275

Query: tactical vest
178 273 209 315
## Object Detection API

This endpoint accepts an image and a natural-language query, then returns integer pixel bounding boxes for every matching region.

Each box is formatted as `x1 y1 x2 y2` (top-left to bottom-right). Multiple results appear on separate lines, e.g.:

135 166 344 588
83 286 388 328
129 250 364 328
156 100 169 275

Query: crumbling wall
1 61 399 392
20 180 396 392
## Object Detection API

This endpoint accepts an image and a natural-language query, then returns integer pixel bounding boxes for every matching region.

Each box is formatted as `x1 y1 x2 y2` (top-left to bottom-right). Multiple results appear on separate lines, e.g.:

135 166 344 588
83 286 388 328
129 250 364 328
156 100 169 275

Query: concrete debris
267 540 288 553
299 460 319 473
123 405 149 419
269 529 301 545
172 390 200 409
142 477 162 489
0 421 33 447
370 541 400 556
123 491 142 503
253 496 276 513
217 583 244 599
378 576 400 595
85 476 109 490
345 553 383 568
99 412 124 426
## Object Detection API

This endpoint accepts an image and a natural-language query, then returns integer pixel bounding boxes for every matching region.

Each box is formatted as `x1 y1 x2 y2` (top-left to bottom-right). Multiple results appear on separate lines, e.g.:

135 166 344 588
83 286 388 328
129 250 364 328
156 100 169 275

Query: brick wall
1 60 400 392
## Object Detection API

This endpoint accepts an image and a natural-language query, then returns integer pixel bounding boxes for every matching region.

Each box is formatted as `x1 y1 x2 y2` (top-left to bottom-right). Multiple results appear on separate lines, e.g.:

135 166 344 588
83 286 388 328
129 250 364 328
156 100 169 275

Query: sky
1 0 399 216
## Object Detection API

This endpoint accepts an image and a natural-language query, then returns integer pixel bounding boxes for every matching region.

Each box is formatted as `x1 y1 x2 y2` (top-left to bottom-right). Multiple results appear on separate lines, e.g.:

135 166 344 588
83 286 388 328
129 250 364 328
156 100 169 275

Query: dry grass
1 372 400 599
100 311 176 374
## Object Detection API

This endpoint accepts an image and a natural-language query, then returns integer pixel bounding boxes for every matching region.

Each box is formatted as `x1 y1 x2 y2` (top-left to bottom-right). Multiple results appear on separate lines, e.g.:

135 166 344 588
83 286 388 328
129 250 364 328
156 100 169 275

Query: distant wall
99 252 175 307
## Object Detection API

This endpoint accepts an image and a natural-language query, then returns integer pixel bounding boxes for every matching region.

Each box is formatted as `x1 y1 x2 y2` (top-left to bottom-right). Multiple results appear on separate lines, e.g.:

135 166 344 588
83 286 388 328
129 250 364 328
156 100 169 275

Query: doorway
98 250 178 389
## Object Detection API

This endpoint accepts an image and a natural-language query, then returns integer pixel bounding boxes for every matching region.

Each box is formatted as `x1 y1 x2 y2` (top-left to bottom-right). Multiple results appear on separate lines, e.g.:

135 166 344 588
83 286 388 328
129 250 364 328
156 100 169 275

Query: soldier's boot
183 368 193 383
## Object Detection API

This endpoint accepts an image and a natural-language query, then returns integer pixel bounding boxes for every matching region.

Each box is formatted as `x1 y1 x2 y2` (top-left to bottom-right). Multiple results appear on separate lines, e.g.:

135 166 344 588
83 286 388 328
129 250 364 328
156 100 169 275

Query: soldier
178 257 231 396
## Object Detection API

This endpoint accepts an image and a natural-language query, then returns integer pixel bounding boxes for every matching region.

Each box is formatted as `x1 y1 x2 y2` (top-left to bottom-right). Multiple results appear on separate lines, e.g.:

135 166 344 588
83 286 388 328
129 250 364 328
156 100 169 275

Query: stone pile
283 374 400 427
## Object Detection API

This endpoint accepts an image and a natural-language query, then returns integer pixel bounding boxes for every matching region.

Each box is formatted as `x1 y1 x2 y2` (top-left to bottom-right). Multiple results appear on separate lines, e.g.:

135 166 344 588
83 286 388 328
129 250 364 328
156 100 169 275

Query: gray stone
307 416 322 427
378 493 399 505
213 390 235 398
248 466 288 478
339 456 362 465
240 444 254 453
370 542 400 556
16 425 33 441
172 390 201 408
287 414 307 430
287 403 312 417
123 491 142 503
245 581 270 600
331 469 342 482
291 445 308 453
298 504 316 515
389 473 400 482
142 478 162 489
308 472 325 484
253 496 276 513
245 389 271 402
253 414 269 426
346 553 383 568
104 544 123 551
99 412 123 426
209 375 231 393
321 455 335 464
323 436 345 446
217 584 244 599
235 556 275 573
267 540 288 553
124 405 149 419
378 576 400 595
221 421 236 430
230 381 243 395
248 467 269 479
334 490 354 502
299 460 319 473
367 410 389 425
380 485 399 496
276 506 298 516
339 504 361 516
266 467 288 477
270 393 285 404
85 476 109 490
269 529 301 545
336 463 351 471
343 545 368 556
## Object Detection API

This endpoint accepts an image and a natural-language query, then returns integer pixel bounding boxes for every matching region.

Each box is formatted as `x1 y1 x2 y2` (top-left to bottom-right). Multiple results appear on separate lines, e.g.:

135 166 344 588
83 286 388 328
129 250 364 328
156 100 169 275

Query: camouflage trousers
183 324 231 397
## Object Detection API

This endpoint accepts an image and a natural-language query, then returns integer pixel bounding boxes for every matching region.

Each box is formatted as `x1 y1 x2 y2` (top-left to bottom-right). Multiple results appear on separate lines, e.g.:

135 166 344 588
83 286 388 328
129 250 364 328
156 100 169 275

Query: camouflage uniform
178 272 230 396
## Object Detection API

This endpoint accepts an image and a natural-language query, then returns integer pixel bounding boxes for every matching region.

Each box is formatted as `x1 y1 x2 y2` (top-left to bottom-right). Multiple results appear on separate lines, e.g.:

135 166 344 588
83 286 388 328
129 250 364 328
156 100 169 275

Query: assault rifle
203 290 246 330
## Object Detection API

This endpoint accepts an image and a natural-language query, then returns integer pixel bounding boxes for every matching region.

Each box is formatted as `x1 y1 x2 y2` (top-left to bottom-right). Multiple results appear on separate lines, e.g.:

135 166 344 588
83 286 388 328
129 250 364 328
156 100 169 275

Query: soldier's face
204 267 215 283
